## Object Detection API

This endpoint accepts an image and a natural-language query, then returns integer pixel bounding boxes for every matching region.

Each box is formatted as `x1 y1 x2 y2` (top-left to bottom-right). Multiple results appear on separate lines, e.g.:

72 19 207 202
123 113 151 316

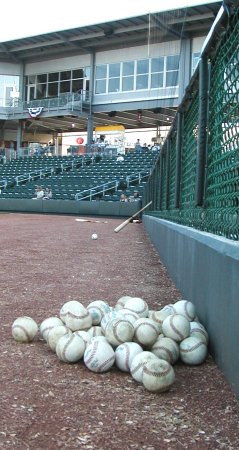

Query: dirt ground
0 212 239 450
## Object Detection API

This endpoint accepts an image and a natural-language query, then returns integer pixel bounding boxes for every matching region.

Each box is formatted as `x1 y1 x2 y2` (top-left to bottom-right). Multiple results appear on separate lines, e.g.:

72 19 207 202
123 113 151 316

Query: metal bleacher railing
143 2 239 241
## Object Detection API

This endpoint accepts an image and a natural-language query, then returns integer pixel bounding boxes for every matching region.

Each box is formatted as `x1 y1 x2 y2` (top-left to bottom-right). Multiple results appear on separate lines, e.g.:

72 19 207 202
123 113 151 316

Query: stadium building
0 2 221 155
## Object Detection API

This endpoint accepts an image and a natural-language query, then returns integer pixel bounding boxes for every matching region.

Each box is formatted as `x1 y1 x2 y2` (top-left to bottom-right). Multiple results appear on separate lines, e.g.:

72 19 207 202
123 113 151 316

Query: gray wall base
0 199 139 217
143 215 239 399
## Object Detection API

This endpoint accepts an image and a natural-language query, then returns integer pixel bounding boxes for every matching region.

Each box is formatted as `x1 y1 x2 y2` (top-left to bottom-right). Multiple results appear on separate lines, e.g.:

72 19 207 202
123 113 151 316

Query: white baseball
84 340 115 372
134 318 159 347
60 300 92 331
56 332 86 363
142 359 175 392
179 336 208 365
101 310 123 333
124 297 149 318
115 342 143 372
91 233 98 240
151 336 179 365
119 309 140 325
12 316 38 343
40 316 63 341
190 321 209 344
87 300 111 325
105 318 135 346
87 326 104 338
172 300 196 321
115 295 133 311
130 351 159 383
148 309 172 333
162 314 190 342
47 325 71 351
74 330 91 347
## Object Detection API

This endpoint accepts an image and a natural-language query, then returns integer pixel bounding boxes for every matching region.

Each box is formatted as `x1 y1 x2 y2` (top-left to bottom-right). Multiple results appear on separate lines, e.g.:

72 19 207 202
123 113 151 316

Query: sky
1 0 220 42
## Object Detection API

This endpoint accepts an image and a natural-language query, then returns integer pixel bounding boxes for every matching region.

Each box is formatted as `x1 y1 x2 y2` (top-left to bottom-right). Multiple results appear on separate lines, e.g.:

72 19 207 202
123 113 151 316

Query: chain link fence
144 2 239 241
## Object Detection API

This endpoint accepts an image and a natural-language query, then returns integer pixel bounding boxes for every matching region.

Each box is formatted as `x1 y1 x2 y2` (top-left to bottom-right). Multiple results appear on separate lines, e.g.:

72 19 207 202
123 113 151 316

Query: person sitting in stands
116 155 124 162
120 193 128 202
33 185 44 199
43 187 52 200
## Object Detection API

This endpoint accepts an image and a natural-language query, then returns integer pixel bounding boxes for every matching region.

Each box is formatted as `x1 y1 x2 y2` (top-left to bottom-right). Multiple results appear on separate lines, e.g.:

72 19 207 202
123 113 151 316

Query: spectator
32 185 44 199
120 193 128 202
43 187 52 199
134 139 142 152
116 155 124 162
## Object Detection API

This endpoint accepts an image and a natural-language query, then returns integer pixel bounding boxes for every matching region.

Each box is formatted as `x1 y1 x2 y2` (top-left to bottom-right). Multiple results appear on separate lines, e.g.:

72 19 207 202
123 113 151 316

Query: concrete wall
0 198 139 217
143 215 239 399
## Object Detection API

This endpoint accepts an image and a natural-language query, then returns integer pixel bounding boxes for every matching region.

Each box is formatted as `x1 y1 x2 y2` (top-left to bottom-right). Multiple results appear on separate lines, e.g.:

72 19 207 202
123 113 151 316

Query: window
108 63 120 93
165 55 179 87
25 67 90 101
192 52 200 74
151 57 164 88
122 61 134 91
95 65 107 94
136 59 149 90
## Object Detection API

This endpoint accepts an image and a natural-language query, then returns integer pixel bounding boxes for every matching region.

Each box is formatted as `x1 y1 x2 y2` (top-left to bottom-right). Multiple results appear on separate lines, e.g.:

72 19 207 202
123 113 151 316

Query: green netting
144 6 239 240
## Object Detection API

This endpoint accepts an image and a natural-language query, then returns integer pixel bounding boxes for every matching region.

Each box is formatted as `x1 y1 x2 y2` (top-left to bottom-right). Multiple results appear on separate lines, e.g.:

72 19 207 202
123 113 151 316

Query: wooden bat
75 218 108 224
114 201 152 233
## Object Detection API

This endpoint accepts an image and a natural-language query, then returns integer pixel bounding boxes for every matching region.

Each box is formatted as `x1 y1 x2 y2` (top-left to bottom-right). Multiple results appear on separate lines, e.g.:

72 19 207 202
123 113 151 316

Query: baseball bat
114 201 152 233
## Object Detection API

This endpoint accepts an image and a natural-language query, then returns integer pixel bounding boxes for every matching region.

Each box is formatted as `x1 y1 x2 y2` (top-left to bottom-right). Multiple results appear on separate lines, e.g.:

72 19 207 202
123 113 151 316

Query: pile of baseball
11 296 209 393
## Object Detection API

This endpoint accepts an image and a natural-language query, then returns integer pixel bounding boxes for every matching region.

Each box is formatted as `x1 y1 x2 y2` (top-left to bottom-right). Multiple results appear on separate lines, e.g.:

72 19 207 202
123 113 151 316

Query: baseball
119 308 140 325
190 321 209 344
101 310 123 333
74 330 91 347
115 295 133 311
84 340 115 372
39 316 63 342
91 233 98 240
87 326 104 338
56 332 86 363
124 297 149 318
115 342 143 372
130 351 159 382
12 316 38 343
142 359 175 392
151 336 179 365
87 300 111 325
59 300 92 331
47 325 71 352
172 300 196 321
105 317 135 346
133 318 159 347
179 336 208 365
148 309 172 333
162 313 190 342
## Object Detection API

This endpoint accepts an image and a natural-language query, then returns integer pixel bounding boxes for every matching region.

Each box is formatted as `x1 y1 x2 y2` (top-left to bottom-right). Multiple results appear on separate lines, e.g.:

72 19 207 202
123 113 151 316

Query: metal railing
143 3 239 241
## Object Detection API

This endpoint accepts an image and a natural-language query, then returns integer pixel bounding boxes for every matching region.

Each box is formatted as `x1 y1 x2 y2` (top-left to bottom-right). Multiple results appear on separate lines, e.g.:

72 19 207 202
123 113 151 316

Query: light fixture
72 123 75 128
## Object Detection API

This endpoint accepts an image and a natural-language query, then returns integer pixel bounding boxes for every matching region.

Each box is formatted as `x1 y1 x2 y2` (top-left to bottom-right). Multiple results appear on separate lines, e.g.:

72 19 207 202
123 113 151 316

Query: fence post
174 111 183 208
195 55 209 206
165 138 171 210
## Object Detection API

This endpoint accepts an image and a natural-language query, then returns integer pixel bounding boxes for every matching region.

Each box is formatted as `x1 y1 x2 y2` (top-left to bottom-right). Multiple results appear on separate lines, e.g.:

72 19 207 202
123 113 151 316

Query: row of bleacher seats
0 150 159 201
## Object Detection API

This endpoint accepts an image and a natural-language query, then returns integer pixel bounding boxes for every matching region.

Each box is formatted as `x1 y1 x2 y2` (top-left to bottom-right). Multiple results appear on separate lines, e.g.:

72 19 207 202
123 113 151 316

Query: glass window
122 76 134 91
60 80 70 93
48 72 59 82
136 59 149 74
166 55 180 71
37 74 47 83
60 71 71 81
151 57 164 73
48 83 58 97
95 65 107 78
95 79 106 94
122 61 134 76
36 84 47 98
28 75 36 84
72 79 83 92
108 78 120 93
136 74 148 90
109 63 120 77
166 71 179 87
72 69 84 78
151 73 164 88
84 67 91 78
192 52 200 74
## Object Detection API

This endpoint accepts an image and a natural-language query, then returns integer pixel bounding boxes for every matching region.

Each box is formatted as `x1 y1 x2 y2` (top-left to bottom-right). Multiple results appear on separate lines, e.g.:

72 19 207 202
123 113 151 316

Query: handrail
75 180 119 201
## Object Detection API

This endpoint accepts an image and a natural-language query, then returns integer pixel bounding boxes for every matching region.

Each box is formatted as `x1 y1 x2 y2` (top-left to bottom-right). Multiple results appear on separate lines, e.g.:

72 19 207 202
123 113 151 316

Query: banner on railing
27 107 44 118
